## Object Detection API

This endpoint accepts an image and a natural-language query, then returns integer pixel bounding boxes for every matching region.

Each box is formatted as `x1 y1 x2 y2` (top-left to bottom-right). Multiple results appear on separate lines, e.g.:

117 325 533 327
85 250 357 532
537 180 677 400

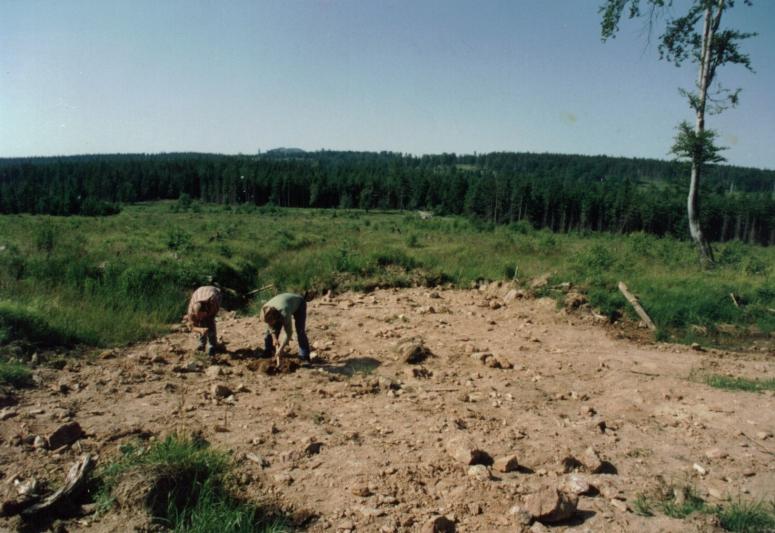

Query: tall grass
0 203 773 351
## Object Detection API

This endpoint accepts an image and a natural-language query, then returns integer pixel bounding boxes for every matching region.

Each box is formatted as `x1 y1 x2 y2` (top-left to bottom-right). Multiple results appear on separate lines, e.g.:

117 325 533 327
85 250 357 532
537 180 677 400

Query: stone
211 384 232 399
610 499 628 512
33 435 48 450
273 472 293 485
445 436 492 466
205 365 223 378
47 421 84 449
756 431 772 440
245 453 269 468
467 464 493 481
561 474 591 496
489 301 502 310
705 448 728 460
693 463 707 476
0 408 17 421
305 441 323 456
530 522 550 533
503 289 520 303
351 485 371 497
580 447 603 473
396 339 431 364
522 486 578 524
421 515 456 533
494 455 520 473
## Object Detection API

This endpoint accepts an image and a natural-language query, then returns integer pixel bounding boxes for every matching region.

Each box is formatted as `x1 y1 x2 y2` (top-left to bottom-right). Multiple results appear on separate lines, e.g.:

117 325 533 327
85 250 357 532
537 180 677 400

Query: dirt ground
1 285 774 532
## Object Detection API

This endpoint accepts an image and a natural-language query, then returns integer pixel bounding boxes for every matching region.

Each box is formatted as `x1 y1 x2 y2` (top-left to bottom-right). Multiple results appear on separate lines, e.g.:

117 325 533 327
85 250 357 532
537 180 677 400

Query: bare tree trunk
688 2 721 268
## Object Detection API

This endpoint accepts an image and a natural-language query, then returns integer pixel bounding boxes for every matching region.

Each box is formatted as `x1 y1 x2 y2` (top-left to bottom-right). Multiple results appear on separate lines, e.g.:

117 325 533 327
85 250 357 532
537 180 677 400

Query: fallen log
618 282 656 331
20 454 94 518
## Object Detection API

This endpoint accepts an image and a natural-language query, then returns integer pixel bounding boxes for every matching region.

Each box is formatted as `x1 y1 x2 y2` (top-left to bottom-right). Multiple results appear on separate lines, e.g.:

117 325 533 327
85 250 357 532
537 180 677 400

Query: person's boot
207 345 216 357
299 348 311 364
196 339 206 352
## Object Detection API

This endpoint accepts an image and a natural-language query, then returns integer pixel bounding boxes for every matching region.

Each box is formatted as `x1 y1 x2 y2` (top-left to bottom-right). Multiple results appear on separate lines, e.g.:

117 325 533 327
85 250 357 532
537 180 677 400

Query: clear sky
2 0 773 169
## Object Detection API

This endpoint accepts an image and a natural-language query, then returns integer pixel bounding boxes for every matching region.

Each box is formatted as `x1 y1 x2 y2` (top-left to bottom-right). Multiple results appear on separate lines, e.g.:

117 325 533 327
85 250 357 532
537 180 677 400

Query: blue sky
1 0 773 169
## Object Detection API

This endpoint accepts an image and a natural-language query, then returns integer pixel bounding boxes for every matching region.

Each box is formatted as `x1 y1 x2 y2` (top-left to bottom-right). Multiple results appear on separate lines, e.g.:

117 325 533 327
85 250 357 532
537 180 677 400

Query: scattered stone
47 422 84 450
211 384 232 399
691 343 705 351
610 499 628 512
0 408 18 421
693 463 708 476
708 488 723 500
580 447 603 473
503 289 521 303
489 301 502 310
33 436 48 450
467 464 493 481
421 515 456 533
151 354 167 364
351 485 371 497
494 455 520 473
564 291 587 312
205 365 223 378
705 448 728 460
304 441 323 456
445 436 492 466
530 522 550 533
405 367 433 379
580 405 596 416
560 474 591 496
273 472 293 485
756 431 772 440
395 339 432 364
245 453 269 468
530 274 551 291
522 486 578 524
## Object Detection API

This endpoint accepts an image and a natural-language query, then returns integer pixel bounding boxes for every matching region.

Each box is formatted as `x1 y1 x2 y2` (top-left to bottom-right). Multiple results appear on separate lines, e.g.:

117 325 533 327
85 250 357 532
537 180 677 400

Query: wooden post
618 282 657 331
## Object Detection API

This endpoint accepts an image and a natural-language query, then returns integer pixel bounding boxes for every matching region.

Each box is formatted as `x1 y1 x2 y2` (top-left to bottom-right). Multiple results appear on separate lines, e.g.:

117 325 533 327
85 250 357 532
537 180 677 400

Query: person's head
263 307 283 329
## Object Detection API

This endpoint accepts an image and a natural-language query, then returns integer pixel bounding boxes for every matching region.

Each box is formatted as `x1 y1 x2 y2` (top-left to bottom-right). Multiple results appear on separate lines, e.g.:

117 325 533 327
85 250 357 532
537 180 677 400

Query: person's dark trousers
264 331 275 357
294 300 310 360
197 317 217 356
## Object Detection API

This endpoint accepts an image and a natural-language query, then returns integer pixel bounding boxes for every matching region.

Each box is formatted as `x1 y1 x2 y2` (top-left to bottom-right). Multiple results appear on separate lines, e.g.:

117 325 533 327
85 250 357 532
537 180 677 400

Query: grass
96 434 287 532
0 359 33 387
705 374 775 393
634 484 775 532
0 203 773 353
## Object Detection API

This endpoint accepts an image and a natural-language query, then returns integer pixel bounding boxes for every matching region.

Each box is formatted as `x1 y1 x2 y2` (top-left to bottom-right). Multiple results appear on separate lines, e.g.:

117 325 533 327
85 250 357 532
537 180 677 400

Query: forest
1 150 773 244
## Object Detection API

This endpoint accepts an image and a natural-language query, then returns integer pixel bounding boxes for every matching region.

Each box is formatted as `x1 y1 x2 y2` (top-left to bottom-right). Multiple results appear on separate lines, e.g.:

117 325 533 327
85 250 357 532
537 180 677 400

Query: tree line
0 151 773 244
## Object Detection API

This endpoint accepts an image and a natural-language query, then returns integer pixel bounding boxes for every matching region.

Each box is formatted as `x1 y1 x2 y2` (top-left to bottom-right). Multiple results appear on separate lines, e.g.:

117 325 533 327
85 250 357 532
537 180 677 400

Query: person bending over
187 285 222 357
261 292 310 364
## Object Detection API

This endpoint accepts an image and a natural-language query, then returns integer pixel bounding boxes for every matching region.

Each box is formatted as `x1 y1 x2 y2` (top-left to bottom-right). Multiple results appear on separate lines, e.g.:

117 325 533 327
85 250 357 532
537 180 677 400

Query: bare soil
2 286 774 532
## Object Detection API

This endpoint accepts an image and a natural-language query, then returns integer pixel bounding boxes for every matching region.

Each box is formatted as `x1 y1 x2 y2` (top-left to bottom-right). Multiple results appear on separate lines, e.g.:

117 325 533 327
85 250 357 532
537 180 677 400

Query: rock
509 505 532 527
445 436 492 466
47 422 84 449
705 448 728 460
693 463 707 476
151 354 167 364
351 485 371 497
211 384 232 399
530 522 550 533
503 289 520 303
405 367 433 379
564 291 587 312
691 342 705 351
756 431 772 440
580 447 603 473
494 455 520 473
245 453 269 468
467 465 493 481
421 515 456 533
304 441 323 456
530 273 551 290
489 301 502 310
610 499 628 512
522 486 578 524
273 472 293 485
0 408 18 421
205 365 223 378
33 436 48 450
395 339 431 364
470 352 492 363
560 474 591 496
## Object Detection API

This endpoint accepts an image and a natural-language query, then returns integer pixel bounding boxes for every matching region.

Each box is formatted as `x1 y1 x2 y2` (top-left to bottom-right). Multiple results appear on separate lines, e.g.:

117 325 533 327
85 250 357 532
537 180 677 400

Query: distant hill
264 147 306 155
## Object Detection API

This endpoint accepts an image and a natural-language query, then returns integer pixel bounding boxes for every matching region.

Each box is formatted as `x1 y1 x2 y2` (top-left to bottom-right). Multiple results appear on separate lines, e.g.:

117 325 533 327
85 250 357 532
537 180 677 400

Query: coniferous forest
1 150 773 244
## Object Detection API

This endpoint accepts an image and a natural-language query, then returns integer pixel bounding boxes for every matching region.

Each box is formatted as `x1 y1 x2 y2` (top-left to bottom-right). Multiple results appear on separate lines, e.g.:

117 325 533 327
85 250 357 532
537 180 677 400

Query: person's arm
276 315 293 353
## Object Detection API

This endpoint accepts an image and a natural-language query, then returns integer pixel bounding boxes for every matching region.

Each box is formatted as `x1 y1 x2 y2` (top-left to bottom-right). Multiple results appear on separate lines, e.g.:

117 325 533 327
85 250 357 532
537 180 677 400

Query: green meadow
0 201 773 357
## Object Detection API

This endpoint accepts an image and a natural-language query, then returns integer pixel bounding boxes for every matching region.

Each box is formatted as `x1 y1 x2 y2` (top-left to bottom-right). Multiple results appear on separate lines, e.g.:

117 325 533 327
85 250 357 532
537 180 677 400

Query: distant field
0 201 773 354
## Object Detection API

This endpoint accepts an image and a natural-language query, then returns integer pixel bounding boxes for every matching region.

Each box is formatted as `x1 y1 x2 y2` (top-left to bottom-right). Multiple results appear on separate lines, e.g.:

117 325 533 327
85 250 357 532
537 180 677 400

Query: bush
0 359 33 387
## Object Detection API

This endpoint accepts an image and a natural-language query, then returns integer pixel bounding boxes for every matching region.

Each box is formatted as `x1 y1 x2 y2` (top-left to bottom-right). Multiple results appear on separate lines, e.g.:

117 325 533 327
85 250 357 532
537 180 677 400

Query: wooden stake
618 282 656 331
